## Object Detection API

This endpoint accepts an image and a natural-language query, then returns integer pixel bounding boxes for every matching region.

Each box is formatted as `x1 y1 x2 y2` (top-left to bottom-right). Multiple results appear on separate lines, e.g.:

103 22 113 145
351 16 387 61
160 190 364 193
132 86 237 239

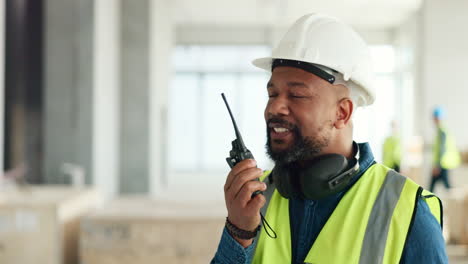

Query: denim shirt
211 143 448 264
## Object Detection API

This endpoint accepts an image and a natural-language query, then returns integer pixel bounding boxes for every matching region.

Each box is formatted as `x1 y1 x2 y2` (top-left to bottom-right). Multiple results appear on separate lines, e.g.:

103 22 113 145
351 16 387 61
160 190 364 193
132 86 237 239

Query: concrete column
93 0 120 198
75 0 94 185
44 0 91 183
44 0 120 197
149 0 174 196
119 0 151 193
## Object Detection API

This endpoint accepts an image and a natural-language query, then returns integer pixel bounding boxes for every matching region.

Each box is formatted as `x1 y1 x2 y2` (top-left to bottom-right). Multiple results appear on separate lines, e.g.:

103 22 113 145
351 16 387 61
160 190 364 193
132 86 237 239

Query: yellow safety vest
253 164 442 264
382 135 401 169
433 127 461 169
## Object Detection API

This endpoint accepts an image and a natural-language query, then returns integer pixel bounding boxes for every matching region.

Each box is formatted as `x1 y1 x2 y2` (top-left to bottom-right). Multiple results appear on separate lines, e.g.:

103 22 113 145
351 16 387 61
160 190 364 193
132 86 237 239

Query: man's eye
268 94 277 98
291 94 306 98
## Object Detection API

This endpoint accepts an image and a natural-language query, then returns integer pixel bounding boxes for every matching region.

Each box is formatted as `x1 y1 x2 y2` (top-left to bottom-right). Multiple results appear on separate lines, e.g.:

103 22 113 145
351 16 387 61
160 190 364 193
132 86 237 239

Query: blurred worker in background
382 120 401 172
430 106 461 192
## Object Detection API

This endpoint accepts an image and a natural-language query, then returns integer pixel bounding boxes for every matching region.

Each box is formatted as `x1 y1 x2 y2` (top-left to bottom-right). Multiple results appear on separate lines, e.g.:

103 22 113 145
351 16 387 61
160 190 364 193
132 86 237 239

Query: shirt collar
357 142 375 173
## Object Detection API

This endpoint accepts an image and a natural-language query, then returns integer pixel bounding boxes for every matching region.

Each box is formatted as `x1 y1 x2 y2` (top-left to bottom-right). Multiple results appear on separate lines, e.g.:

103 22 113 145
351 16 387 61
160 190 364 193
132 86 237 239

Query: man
212 14 447 263
382 120 402 172
430 106 460 192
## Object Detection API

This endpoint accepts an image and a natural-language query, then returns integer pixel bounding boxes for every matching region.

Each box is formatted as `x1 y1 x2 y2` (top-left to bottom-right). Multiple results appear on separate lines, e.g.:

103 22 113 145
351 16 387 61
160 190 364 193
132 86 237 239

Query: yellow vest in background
383 135 401 169
253 164 442 264
433 127 461 169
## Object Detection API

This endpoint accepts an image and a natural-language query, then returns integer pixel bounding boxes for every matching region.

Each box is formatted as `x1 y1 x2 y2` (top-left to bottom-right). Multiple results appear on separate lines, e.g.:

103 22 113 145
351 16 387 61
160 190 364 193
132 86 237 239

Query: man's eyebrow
267 81 309 89
287 81 309 88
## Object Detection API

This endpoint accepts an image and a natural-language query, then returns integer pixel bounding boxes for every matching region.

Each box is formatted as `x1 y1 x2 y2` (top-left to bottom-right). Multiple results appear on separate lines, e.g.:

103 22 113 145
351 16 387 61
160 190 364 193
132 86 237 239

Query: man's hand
432 167 441 178
224 159 267 247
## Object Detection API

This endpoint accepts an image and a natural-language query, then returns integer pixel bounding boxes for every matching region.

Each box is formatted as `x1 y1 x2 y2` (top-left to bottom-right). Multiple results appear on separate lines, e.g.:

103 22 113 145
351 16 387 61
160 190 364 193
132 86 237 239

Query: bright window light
370 45 396 73
354 45 398 163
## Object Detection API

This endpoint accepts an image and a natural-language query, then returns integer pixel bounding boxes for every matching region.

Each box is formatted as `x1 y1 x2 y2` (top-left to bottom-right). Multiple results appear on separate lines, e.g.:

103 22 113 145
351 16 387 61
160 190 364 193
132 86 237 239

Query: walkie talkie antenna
221 93 247 151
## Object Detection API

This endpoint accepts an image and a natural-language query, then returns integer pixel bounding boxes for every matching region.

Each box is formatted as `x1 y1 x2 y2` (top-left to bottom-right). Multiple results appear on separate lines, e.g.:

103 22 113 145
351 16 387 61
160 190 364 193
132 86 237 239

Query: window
167 45 272 199
354 45 398 163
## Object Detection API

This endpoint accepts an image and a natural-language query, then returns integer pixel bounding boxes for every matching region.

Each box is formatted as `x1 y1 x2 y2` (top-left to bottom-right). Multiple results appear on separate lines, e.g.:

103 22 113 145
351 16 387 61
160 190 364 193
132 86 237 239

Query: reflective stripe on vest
253 164 442 264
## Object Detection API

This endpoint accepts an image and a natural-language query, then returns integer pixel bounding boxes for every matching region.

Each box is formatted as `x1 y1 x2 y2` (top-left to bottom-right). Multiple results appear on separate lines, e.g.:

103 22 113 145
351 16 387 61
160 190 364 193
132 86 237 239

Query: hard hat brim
253 56 333 73
252 57 273 72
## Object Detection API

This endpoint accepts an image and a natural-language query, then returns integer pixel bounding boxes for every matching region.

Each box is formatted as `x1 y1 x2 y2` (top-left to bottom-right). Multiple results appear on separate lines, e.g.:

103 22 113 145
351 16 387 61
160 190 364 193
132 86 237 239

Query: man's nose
266 96 290 117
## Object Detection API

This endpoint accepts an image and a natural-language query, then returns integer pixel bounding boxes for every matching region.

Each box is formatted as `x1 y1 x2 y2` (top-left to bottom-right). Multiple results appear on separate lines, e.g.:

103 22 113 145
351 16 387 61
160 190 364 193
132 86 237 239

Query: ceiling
172 0 423 30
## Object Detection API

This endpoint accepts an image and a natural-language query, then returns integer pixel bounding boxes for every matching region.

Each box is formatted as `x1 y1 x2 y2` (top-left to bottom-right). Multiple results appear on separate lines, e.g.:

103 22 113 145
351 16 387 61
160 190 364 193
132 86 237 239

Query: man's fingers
227 168 263 201
224 159 256 192
247 192 267 212
235 180 267 206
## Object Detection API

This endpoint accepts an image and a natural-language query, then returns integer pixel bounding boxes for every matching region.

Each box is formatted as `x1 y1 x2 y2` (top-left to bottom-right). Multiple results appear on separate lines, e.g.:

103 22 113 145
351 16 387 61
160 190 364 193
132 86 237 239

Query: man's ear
335 98 354 129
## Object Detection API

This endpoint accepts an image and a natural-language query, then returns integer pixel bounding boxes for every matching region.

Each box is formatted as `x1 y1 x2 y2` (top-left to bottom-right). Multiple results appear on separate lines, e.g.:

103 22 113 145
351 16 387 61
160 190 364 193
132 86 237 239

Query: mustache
266 117 297 130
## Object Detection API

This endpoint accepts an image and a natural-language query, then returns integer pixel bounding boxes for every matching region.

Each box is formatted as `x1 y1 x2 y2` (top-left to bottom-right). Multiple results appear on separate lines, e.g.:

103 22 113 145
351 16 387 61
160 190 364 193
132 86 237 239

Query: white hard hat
253 13 375 106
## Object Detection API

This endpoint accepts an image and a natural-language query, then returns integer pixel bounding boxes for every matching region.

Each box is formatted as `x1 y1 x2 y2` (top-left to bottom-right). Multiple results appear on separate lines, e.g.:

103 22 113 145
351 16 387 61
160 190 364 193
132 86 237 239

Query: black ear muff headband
271 59 336 84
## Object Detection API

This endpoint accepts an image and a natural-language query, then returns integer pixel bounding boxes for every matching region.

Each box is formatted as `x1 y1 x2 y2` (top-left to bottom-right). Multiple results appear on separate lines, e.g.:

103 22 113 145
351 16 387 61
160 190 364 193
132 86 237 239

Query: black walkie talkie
221 93 261 196
221 93 276 239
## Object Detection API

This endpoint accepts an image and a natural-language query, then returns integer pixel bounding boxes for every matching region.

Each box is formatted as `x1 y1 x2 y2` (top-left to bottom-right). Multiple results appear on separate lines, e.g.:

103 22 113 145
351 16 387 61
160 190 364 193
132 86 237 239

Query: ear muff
299 154 359 200
271 164 297 199
271 142 360 200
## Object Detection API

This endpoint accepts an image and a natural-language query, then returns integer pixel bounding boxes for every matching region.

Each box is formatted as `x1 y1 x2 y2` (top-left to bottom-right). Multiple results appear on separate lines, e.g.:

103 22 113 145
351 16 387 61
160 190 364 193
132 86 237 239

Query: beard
265 117 331 165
